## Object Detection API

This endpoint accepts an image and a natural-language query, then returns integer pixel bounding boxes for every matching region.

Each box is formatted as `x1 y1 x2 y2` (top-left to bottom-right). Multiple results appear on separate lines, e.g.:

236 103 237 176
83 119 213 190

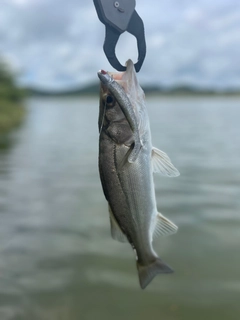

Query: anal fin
108 205 127 243
153 212 178 238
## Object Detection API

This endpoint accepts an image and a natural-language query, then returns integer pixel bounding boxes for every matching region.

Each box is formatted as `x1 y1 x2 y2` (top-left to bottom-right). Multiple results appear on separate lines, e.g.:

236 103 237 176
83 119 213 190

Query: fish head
98 60 147 135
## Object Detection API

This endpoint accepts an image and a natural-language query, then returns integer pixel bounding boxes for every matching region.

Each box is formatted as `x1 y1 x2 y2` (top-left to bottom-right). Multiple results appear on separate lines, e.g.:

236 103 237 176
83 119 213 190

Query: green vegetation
0 59 25 133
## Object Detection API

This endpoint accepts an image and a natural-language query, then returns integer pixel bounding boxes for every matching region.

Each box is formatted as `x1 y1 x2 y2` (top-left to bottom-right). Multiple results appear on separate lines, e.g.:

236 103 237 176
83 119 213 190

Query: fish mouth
97 69 125 88
98 60 137 95
97 69 113 85
109 71 125 81
98 68 124 81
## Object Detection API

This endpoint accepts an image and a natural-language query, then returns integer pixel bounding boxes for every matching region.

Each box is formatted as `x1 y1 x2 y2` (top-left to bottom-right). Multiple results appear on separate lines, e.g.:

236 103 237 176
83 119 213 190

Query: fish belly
115 139 157 261
99 127 156 254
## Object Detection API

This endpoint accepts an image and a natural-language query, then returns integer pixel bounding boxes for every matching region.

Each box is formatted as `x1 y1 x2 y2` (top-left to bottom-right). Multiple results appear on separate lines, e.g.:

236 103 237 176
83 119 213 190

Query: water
0 95 239 320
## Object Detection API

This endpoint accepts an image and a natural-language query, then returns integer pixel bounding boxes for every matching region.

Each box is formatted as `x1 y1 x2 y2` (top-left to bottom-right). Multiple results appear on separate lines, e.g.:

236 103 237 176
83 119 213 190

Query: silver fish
97 60 180 289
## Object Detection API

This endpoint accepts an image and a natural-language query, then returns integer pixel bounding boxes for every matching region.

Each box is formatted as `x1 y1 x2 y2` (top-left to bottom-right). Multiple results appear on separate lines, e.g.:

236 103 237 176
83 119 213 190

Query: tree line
0 60 25 103
0 59 25 133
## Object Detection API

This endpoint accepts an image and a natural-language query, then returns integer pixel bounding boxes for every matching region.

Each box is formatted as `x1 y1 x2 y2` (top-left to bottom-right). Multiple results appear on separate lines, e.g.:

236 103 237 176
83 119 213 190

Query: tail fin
137 258 173 289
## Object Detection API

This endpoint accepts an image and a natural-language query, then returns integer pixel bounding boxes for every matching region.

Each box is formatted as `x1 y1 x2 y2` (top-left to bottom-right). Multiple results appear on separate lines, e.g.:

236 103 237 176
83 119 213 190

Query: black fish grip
93 0 146 72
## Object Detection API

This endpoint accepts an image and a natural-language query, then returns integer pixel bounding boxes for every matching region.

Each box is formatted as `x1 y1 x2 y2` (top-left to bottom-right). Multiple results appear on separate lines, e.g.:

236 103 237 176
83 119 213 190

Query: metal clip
93 0 146 72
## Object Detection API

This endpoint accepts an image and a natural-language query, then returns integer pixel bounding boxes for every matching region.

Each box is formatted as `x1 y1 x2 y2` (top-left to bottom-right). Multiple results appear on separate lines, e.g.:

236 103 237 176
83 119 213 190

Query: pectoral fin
153 212 178 238
152 147 180 177
128 137 142 163
108 205 127 243
117 145 133 172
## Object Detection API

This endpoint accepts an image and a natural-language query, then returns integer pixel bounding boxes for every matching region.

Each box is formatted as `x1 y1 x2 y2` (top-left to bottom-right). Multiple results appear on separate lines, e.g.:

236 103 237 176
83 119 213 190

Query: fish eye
102 93 115 108
106 95 114 104
104 95 115 108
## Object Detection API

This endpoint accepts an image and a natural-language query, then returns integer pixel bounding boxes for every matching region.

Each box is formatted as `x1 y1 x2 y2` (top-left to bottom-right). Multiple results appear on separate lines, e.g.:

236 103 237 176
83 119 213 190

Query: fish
97 59 180 289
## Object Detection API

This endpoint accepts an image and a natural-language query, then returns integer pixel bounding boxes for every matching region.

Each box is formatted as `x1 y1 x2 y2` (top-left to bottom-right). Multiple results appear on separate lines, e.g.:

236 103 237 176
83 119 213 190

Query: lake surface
0 95 239 320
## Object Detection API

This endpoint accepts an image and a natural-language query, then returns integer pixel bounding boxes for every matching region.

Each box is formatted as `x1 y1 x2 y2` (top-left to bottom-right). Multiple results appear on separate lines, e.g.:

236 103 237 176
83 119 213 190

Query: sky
0 0 240 90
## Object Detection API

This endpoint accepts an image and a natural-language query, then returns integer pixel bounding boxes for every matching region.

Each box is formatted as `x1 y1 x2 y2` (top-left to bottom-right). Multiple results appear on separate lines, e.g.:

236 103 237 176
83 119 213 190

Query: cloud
1 0 240 89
